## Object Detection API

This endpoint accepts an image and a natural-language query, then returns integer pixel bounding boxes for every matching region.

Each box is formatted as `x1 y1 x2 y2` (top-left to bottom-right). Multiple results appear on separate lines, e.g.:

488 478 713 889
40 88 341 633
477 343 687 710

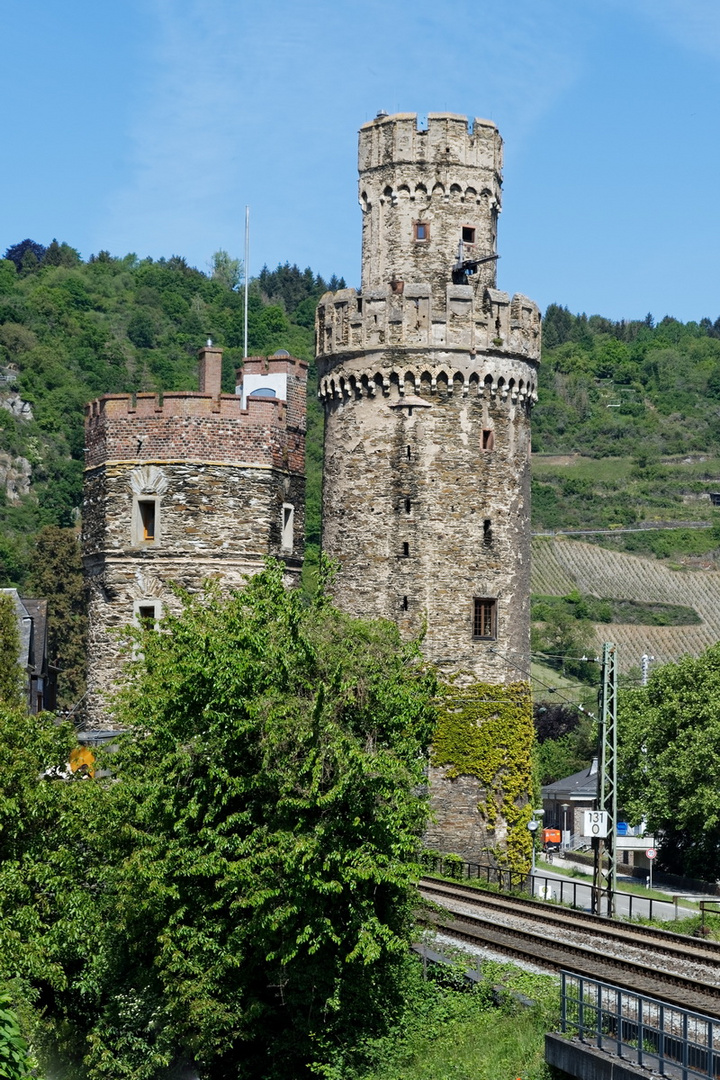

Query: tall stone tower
82 346 307 726
317 112 541 860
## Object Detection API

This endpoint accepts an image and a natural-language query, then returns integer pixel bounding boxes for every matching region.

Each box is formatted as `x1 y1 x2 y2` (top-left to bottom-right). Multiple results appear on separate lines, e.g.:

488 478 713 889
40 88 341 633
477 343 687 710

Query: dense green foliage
0 564 437 1078
26 526 87 710
533 703 595 786
532 590 700 627
537 304 720 460
352 953 556 1080
619 642 720 879
0 993 33 1079
0 592 22 705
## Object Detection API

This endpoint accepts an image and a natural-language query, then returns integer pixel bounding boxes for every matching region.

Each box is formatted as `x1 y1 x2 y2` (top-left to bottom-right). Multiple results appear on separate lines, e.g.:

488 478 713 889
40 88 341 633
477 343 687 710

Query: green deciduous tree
0 593 22 706
210 249 242 290
0 564 436 1078
0 993 33 1079
619 642 720 879
27 527 87 711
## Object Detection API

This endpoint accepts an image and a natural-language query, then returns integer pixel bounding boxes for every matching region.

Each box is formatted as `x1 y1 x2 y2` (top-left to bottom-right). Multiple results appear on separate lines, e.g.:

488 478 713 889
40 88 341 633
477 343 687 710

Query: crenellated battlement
316 285 540 366
358 112 502 172
85 350 307 474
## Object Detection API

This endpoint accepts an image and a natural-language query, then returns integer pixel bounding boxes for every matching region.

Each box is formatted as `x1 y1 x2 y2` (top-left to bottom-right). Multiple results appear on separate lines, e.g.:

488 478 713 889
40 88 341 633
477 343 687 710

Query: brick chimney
198 340 223 398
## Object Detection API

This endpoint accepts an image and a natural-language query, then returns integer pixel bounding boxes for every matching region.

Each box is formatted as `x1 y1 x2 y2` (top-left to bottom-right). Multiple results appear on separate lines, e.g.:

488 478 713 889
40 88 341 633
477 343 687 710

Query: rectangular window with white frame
133 599 161 631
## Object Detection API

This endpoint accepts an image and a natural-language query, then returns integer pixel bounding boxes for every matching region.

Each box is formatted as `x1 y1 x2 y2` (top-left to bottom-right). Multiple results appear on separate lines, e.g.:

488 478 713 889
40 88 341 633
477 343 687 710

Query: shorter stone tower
82 346 307 726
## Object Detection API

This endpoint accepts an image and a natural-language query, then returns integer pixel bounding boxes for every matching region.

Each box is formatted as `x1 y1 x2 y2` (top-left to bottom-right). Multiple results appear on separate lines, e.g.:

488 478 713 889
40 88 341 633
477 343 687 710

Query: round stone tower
317 113 541 863
318 112 540 684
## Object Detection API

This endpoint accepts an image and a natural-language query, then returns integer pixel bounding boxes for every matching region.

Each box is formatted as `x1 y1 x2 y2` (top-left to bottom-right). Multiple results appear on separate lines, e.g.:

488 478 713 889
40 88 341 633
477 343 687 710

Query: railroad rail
418 876 720 1018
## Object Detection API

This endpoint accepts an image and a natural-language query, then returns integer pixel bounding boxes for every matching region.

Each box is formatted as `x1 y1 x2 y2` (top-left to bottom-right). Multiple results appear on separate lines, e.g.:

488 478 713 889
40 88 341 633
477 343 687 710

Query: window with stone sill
131 496 160 546
413 221 429 242
281 503 294 551
133 599 161 632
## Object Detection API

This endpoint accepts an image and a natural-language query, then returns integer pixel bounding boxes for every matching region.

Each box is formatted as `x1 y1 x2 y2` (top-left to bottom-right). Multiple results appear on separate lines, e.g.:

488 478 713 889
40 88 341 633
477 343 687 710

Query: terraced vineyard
531 537 720 671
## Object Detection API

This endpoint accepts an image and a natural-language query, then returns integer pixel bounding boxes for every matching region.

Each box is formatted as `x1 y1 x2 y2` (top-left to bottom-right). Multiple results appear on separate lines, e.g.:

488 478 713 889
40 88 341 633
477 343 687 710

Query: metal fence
561 971 720 1080
421 853 686 921
420 852 529 892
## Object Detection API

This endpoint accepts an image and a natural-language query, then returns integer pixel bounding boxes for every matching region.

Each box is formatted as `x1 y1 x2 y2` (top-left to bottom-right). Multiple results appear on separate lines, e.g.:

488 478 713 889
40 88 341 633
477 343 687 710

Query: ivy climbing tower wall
317 112 540 865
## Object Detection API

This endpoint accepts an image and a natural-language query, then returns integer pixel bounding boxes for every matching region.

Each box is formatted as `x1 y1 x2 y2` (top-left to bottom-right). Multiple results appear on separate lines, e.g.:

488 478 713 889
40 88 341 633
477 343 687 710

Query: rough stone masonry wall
320 351 534 682
83 461 305 726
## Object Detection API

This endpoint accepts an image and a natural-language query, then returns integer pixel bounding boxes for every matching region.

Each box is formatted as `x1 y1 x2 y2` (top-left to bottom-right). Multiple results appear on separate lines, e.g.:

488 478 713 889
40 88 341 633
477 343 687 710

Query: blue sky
2 0 720 322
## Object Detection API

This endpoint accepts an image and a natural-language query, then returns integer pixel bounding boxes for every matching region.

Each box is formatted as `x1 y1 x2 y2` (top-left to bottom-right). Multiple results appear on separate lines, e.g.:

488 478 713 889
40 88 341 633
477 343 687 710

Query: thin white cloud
97 0 246 263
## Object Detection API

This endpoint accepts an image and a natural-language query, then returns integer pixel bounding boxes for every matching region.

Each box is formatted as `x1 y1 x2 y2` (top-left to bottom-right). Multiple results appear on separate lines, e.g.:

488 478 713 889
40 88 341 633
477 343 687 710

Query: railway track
418 876 720 1017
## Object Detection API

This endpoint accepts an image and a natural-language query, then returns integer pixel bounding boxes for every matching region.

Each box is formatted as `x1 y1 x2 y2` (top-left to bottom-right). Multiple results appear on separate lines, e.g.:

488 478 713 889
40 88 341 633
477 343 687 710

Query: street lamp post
527 809 544 878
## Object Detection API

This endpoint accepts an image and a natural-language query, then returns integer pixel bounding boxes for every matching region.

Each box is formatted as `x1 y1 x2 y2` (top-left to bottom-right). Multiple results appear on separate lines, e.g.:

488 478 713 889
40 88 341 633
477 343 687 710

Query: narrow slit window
405 498 412 514
402 542 410 557
281 503 294 551
402 596 408 611
482 429 494 451
407 445 411 460
483 518 492 543
462 226 476 244
139 500 156 540
472 598 497 640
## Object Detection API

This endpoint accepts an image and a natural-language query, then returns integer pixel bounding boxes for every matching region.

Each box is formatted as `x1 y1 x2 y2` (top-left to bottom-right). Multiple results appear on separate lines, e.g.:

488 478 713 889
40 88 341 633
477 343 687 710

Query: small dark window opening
138 605 156 630
402 595 408 611
402 542 410 557
413 221 429 241
405 498 411 514
483 518 492 543
139 500 156 541
407 445 411 460
462 226 476 244
357 298 363 314
482 429 494 451
472 598 497 640
622 850 630 865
